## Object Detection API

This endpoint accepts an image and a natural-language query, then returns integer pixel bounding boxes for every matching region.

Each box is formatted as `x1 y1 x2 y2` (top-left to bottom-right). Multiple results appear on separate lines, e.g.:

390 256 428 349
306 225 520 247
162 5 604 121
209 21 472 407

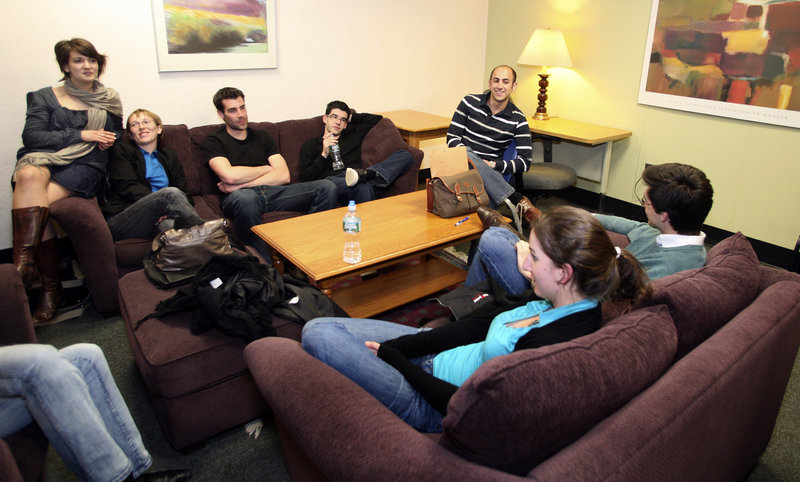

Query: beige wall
486 0 800 250
0 0 489 249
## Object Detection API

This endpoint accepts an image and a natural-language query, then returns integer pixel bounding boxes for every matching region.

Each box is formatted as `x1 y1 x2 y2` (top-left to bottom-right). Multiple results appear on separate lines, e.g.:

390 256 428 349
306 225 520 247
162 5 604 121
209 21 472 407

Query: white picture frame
151 0 277 72
638 0 800 129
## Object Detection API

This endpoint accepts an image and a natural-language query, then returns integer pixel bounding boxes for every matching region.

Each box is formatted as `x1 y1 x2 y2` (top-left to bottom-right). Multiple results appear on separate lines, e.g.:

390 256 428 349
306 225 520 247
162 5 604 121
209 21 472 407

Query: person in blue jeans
298 100 413 204
466 162 714 295
103 108 204 240
302 206 651 432
203 87 337 257
0 343 190 481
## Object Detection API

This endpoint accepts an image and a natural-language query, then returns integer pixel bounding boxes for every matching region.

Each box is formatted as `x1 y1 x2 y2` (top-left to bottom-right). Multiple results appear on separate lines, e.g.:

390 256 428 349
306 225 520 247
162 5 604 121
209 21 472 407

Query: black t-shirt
202 127 279 167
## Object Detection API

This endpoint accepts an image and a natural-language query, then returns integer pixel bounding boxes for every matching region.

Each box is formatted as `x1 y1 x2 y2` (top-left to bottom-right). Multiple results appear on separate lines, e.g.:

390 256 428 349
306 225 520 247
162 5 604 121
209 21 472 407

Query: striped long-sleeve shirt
446 92 532 175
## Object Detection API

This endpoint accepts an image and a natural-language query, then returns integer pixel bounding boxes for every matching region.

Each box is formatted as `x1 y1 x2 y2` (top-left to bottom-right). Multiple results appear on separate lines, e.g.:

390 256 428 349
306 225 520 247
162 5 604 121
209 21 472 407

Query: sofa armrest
243 337 520 481
0 264 36 346
49 197 119 313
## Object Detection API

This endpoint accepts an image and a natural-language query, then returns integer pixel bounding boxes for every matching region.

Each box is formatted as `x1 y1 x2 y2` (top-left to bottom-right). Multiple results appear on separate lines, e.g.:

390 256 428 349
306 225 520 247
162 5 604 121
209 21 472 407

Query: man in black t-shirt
203 87 337 256
298 100 412 204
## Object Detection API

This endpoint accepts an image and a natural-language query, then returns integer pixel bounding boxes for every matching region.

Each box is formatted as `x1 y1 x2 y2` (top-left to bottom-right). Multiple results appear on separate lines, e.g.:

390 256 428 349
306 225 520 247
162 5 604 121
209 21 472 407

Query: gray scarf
14 79 123 174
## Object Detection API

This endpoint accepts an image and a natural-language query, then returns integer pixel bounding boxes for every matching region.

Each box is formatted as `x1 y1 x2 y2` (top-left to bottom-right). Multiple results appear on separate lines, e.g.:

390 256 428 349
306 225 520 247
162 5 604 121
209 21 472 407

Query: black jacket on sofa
102 139 193 216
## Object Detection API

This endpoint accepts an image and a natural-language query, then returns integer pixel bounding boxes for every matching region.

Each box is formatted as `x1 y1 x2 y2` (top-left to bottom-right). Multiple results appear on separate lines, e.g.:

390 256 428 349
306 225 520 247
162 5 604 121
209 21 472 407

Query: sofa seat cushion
440 304 677 475
118 269 303 400
646 232 760 359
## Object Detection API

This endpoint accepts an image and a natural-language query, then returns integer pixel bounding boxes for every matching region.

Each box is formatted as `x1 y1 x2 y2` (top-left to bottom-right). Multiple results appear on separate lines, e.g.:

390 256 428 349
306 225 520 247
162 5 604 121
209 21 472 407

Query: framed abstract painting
151 0 277 72
638 0 800 129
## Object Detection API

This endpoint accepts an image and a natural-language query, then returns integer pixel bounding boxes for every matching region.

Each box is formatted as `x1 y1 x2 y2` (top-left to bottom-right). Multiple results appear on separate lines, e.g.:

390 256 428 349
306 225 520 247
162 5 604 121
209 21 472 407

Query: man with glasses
593 162 713 280
298 100 413 204
203 87 337 257
464 162 714 295
103 108 204 240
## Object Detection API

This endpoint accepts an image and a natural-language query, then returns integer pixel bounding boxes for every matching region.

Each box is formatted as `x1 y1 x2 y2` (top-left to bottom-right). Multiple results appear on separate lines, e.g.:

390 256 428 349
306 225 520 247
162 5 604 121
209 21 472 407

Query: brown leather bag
153 218 233 271
426 169 489 218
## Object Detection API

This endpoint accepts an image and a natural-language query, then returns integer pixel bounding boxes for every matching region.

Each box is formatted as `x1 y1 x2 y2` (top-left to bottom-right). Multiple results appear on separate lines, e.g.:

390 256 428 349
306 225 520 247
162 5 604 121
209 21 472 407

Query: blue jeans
465 147 515 208
326 149 413 204
221 180 338 255
465 227 529 295
302 318 444 432
106 187 202 240
0 343 152 481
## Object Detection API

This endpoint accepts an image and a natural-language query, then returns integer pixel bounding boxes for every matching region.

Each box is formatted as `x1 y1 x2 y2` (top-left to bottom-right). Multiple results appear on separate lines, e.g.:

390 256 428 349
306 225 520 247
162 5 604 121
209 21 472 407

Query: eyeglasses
129 119 155 129
639 195 652 207
328 113 349 123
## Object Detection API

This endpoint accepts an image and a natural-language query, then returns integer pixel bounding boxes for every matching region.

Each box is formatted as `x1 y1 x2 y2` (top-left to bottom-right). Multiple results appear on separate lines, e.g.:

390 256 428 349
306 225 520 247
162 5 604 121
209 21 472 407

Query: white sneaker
345 168 359 187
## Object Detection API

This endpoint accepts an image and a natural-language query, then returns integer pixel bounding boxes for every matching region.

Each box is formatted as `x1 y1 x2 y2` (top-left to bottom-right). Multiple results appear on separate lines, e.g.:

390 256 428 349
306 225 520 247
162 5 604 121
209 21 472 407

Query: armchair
0 264 49 481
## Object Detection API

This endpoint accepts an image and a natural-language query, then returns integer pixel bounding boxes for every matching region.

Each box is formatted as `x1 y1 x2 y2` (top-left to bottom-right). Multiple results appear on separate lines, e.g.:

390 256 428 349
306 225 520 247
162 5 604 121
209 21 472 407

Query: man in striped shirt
446 65 540 228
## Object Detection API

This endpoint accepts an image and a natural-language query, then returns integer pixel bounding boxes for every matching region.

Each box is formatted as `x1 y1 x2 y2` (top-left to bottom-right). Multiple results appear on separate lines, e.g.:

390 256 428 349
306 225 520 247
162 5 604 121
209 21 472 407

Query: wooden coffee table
251 190 484 319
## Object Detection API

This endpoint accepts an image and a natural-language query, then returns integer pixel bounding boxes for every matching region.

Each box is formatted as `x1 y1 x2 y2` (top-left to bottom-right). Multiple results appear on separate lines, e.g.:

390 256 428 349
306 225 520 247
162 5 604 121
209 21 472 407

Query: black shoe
134 469 192 482
476 206 524 240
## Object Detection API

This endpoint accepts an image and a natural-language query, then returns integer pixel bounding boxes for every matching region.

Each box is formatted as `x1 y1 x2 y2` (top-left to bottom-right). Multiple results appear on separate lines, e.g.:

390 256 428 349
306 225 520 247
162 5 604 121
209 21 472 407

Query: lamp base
535 73 551 121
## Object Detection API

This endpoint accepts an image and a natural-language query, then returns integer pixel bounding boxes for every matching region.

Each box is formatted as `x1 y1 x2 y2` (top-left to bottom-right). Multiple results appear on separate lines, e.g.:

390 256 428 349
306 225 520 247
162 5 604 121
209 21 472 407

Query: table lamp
517 28 573 120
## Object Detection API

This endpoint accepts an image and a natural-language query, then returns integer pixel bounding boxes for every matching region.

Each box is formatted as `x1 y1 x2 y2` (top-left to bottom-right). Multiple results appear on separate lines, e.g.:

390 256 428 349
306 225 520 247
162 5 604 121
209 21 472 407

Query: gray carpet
35 306 290 481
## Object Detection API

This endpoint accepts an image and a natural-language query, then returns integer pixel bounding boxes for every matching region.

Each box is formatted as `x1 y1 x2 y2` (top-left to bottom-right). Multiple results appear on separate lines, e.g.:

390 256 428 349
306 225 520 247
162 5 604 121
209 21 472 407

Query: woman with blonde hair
11 38 123 325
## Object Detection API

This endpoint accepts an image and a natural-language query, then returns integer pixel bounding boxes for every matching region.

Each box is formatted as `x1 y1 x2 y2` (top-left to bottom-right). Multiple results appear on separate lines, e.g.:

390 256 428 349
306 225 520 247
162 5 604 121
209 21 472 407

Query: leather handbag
153 218 234 271
426 169 489 218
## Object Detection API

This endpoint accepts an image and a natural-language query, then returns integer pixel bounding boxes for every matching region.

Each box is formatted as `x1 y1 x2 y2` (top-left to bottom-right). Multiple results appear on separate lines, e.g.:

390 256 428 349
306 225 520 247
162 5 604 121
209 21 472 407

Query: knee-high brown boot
12 206 49 285
33 237 63 326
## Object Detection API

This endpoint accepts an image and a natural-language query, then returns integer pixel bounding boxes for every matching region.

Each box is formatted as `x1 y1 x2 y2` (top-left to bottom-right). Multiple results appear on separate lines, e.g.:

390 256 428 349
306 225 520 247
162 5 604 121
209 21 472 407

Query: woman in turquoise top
302 206 651 432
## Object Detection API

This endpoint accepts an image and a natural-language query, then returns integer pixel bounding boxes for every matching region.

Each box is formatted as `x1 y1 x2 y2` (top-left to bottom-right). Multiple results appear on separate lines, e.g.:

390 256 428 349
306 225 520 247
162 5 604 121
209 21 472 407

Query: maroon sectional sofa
243 233 800 481
114 116 421 449
51 115 423 312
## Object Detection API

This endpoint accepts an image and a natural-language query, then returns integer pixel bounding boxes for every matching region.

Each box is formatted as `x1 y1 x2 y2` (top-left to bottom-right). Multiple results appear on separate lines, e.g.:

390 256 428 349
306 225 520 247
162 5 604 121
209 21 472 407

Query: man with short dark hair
203 87 337 256
447 65 540 229
468 162 714 294
298 100 413 204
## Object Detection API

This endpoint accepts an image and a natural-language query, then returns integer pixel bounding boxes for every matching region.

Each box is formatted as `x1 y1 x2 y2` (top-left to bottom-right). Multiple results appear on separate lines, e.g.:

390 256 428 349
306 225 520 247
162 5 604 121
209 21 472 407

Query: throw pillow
440 304 677 475
646 232 760 359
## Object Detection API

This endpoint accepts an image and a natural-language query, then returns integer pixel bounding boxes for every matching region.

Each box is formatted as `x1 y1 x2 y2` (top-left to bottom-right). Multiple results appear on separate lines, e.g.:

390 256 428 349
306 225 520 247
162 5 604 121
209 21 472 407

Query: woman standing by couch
11 38 123 325
302 206 652 432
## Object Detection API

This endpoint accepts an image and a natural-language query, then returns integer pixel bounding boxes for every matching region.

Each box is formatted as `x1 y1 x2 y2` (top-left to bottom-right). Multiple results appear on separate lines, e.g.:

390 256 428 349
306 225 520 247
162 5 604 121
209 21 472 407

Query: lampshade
517 28 572 69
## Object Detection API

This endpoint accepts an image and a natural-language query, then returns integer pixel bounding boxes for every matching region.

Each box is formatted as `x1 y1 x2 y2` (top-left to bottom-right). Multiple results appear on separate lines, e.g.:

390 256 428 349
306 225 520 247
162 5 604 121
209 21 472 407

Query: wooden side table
529 117 632 210
378 110 451 148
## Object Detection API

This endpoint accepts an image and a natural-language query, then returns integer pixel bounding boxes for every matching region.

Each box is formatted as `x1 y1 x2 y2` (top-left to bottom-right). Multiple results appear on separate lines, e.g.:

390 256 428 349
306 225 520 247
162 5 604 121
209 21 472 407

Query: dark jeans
220 180 337 256
326 149 414 204
106 187 201 240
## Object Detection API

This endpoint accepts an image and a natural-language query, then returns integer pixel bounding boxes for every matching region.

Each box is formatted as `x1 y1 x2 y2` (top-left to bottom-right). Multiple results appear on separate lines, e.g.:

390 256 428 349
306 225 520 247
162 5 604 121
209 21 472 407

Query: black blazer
102 139 192 216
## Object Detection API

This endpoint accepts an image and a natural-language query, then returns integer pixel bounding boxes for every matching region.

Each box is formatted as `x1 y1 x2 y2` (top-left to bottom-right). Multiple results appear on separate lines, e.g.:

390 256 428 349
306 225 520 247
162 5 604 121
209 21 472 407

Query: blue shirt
432 298 598 386
142 148 168 192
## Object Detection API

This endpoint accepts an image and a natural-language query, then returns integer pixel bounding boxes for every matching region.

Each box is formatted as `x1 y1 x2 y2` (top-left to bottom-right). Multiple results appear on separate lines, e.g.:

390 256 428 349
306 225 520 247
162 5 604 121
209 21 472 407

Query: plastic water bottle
330 144 345 171
342 200 362 264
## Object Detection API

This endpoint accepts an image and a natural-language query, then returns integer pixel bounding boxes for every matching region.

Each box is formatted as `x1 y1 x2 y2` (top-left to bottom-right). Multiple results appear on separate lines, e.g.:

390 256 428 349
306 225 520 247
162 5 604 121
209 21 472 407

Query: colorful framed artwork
151 0 277 72
638 0 800 129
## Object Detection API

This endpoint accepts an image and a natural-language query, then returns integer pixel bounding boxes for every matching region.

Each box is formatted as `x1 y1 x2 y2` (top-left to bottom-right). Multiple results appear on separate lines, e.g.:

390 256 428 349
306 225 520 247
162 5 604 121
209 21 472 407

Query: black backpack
137 254 347 341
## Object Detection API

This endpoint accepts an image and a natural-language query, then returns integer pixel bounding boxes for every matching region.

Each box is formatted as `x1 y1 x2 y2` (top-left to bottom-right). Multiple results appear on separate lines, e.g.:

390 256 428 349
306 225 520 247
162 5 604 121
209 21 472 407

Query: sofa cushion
646 232 760 359
440 304 677 475
275 117 325 181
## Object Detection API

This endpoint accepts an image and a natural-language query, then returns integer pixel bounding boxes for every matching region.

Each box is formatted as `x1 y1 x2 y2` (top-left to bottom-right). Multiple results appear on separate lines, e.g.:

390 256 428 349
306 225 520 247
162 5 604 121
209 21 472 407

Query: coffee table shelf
330 256 465 319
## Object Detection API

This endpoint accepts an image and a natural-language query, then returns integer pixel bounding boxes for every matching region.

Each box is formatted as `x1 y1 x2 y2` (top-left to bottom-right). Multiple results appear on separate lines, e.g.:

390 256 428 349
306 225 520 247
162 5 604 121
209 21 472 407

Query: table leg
317 279 334 297
406 132 421 149
270 251 284 275
598 141 613 213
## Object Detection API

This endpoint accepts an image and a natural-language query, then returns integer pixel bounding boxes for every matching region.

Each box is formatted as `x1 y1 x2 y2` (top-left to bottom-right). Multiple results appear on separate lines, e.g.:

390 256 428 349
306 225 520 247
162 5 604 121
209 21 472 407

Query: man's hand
515 240 532 281
482 159 497 169
321 132 338 158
